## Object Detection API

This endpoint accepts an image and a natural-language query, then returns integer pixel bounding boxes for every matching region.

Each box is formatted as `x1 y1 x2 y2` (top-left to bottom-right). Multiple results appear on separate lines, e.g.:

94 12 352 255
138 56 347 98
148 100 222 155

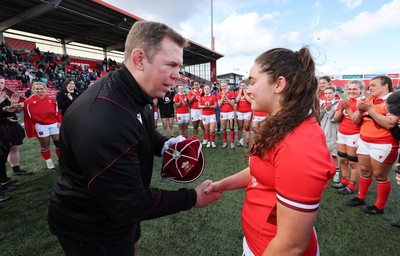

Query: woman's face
203 85 211 94
319 79 329 91
247 63 278 114
324 89 335 101
220 83 227 91
369 78 388 98
178 85 184 93
34 84 46 98
346 84 362 99
66 81 75 92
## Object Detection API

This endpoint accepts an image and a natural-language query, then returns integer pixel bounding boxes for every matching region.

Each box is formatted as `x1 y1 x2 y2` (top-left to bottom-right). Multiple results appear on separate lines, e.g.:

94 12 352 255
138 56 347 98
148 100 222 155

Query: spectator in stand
188 81 204 140
331 80 364 195
320 86 340 182
174 84 190 137
24 85 32 98
24 82 62 170
217 81 236 148
0 76 32 177
205 47 335 255
199 84 217 148
235 81 252 147
158 87 175 138
56 78 81 116
347 76 399 214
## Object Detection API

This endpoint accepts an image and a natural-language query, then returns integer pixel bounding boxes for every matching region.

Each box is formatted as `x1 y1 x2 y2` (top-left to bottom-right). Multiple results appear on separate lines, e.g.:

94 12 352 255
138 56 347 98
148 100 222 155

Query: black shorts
8 122 25 146
159 105 175 118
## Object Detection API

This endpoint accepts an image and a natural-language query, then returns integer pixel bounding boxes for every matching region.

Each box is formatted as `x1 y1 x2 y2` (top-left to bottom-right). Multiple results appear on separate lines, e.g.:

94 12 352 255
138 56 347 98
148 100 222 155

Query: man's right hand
194 180 222 208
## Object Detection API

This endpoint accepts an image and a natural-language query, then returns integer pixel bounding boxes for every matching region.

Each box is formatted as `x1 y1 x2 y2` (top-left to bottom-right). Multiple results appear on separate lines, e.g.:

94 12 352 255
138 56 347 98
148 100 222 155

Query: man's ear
275 76 286 94
131 49 144 71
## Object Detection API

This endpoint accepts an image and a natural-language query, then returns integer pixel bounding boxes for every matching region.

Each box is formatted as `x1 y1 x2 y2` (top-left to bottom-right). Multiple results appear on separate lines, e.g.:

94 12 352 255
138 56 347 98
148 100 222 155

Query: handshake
194 180 223 208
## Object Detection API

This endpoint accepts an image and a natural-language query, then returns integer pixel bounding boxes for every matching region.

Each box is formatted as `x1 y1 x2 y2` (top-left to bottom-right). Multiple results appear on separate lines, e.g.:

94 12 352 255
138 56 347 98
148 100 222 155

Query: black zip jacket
56 88 81 116
48 65 197 242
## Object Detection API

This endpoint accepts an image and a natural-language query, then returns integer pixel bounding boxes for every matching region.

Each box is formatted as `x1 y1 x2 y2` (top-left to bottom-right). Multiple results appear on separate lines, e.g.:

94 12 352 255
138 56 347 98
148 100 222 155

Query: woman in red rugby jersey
206 47 335 255
347 76 399 215
331 80 364 195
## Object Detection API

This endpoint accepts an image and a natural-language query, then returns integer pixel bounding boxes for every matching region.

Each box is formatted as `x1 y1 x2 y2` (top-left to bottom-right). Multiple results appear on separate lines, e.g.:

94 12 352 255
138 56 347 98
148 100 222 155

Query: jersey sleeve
274 133 334 212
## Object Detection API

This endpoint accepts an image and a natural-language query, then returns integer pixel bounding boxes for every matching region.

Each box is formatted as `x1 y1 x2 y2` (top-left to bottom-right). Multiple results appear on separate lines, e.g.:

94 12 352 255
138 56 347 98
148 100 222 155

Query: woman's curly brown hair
247 47 320 159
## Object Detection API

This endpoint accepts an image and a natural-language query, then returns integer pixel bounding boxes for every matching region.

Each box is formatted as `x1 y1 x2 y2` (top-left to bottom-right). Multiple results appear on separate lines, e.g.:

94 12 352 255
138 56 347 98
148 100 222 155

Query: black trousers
0 124 11 183
56 224 140 256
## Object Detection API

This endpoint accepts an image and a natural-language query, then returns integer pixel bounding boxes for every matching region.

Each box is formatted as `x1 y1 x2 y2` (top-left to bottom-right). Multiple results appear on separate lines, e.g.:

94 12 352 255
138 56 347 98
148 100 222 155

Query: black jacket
56 88 80 116
48 65 197 242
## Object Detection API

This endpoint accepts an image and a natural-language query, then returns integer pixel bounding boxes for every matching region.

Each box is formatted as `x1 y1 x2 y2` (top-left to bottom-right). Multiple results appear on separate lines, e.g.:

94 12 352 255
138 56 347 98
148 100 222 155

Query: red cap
161 137 205 183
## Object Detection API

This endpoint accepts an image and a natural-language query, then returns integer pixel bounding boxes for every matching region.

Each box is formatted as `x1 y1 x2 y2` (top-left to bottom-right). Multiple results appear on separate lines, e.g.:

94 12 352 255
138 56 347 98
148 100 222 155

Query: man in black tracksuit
47 21 221 255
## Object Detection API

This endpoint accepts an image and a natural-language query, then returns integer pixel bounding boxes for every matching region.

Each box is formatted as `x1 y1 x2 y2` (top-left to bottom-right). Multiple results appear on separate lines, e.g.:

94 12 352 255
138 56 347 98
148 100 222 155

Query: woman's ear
275 76 286 94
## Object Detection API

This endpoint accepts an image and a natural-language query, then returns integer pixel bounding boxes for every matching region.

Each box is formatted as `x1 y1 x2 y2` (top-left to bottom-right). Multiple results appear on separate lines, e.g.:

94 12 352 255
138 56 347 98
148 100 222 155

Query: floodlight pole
211 0 215 51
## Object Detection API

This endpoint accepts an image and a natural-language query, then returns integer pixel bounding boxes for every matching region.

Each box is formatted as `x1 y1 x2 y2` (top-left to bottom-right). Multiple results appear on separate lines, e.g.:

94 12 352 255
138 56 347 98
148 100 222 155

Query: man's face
0 79 5 91
141 37 183 98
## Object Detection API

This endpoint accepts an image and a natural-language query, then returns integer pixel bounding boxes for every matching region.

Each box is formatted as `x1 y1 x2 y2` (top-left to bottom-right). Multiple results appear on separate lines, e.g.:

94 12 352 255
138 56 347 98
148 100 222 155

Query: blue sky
103 0 400 77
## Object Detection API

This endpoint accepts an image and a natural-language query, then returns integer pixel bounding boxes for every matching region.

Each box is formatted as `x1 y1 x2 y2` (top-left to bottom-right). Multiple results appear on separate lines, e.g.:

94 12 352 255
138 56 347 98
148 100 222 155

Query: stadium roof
0 0 224 66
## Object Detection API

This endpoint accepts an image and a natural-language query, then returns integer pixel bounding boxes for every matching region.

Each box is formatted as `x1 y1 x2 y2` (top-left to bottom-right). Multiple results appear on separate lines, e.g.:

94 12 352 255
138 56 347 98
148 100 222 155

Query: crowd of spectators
0 42 120 94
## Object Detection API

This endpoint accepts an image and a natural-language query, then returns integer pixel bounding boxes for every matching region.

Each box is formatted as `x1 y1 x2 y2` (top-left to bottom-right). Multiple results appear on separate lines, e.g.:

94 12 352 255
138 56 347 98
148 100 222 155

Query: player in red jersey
318 76 340 105
188 81 205 140
174 84 190 137
347 76 399 214
24 82 62 169
153 98 158 128
206 47 335 255
198 84 217 148
217 81 236 148
235 81 252 147
252 111 268 128
331 80 364 195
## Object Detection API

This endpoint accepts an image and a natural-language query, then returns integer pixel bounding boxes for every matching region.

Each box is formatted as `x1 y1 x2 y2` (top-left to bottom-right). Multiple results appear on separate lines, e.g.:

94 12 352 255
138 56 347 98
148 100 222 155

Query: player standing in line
188 81 205 141
331 80 364 195
158 87 175 138
318 76 341 106
24 82 61 169
385 90 400 227
153 98 159 128
217 81 236 148
235 81 252 147
198 84 217 148
206 47 335 255
0 76 32 177
347 76 399 214
174 84 190 137
320 86 340 183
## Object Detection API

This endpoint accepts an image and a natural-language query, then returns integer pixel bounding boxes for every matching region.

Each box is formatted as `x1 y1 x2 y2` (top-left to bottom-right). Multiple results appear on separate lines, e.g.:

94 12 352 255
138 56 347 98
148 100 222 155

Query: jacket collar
118 64 153 107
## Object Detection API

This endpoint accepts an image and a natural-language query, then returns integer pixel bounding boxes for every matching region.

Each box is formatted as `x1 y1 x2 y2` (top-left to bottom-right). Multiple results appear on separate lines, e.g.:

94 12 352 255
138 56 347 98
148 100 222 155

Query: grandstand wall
4 37 36 51
4 31 124 63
